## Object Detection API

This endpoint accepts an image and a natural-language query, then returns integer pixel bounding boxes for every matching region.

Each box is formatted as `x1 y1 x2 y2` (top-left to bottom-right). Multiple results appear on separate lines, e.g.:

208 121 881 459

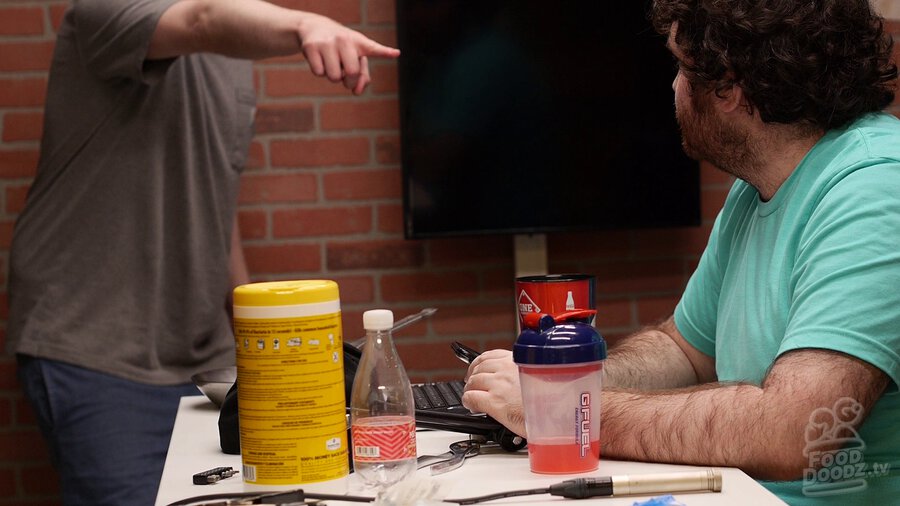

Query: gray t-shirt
7 0 256 384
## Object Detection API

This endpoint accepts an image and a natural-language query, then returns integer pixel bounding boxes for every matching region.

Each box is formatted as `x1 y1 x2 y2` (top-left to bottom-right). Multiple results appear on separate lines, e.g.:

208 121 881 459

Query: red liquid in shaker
528 439 600 474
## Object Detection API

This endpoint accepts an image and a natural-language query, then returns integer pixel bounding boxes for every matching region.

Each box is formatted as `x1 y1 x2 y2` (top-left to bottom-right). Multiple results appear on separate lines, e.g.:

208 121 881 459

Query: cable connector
548 477 614 499
192 466 239 485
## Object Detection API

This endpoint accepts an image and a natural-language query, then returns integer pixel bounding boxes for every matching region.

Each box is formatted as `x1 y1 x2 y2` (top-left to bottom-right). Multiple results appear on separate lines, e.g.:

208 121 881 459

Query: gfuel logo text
579 392 591 457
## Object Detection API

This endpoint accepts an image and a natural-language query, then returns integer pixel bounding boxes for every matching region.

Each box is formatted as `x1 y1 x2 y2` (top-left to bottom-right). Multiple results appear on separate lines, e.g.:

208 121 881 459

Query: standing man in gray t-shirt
7 1 399 504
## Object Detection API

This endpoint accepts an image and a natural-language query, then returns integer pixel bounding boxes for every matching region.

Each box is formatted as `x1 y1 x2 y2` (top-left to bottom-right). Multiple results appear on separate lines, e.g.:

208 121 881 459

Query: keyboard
412 380 527 451
412 380 469 413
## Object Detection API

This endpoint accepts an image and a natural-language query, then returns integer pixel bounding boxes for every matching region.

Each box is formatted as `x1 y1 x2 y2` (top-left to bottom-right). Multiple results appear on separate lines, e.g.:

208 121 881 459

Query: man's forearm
604 325 700 390
601 349 888 481
601 383 796 479
152 0 307 60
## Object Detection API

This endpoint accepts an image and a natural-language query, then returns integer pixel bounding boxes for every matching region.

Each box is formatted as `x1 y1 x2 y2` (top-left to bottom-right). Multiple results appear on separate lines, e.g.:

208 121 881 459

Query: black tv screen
397 0 701 239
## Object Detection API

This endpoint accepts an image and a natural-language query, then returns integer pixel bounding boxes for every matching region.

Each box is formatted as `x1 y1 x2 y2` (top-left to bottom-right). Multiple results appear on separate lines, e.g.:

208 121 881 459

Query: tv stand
513 234 548 277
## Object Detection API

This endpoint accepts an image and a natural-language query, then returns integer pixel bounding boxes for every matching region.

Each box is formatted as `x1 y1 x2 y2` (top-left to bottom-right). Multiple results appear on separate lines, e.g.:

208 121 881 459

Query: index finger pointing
361 39 400 59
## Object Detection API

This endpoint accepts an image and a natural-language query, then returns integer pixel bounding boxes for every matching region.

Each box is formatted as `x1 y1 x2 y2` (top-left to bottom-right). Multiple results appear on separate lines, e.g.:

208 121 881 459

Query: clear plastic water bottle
350 310 417 489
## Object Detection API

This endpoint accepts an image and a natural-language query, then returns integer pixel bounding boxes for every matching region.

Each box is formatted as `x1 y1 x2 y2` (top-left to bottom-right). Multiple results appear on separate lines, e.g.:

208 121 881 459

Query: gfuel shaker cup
514 309 607 474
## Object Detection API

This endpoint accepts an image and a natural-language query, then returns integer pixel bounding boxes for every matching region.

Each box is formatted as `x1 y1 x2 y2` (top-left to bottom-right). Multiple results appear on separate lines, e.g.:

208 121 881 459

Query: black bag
219 381 241 455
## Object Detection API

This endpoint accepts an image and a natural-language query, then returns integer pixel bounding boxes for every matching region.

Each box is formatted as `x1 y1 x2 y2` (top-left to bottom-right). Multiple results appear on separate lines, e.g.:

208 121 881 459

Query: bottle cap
363 309 394 330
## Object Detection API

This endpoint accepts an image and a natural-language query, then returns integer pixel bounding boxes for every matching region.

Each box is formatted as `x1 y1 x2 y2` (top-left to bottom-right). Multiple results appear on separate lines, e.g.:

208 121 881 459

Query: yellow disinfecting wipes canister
232 280 348 488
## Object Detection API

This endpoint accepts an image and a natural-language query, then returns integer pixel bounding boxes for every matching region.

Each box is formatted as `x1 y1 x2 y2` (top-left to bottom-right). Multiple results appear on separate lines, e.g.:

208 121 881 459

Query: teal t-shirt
675 113 900 505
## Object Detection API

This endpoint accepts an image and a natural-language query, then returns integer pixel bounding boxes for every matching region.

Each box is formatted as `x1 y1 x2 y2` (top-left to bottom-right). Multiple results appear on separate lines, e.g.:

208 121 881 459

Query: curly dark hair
651 0 897 130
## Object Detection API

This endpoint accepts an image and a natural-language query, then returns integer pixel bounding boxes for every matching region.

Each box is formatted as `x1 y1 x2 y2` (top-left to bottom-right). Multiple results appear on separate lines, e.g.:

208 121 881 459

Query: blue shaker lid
513 310 607 365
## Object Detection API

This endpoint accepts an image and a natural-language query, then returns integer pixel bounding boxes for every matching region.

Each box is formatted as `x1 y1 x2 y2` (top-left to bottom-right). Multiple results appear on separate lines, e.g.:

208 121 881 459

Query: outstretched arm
148 0 400 94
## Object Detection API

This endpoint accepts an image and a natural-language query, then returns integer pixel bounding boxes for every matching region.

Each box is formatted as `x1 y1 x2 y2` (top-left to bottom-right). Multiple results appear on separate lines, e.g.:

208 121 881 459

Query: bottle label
352 416 417 462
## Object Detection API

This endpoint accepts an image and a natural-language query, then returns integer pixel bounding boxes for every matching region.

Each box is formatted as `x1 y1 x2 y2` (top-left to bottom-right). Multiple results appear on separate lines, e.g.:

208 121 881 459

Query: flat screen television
396 0 701 239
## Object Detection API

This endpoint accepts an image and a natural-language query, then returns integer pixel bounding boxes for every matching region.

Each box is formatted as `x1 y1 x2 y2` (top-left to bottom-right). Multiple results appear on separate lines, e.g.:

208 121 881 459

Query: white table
156 396 786 506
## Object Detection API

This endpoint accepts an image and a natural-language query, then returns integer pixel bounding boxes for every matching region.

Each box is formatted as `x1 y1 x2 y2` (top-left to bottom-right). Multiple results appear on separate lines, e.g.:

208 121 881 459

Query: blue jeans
17 355 202 506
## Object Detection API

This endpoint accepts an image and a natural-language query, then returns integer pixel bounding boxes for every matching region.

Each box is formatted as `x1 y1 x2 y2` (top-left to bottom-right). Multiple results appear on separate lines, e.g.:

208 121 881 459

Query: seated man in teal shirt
462 1 899 504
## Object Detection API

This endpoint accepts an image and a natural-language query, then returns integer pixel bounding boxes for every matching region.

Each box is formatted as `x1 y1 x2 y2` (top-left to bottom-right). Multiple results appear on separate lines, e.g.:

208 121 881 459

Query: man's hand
296 13 400 95
462 349 527 437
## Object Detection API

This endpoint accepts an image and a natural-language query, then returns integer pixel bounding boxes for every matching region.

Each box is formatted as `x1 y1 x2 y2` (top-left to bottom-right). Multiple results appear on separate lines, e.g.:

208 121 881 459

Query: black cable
167 486 557 506
166 489 375 506
447 487 550 505
167 476 625 505
167 491 243 505
308 493 375 502
448 478 616 504
306 492 375 503
167 482 594 506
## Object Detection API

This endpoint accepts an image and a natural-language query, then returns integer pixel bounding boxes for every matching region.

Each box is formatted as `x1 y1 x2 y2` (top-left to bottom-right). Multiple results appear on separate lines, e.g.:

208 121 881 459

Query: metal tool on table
416 439 482 475
432 440 481 474
350 307 437 348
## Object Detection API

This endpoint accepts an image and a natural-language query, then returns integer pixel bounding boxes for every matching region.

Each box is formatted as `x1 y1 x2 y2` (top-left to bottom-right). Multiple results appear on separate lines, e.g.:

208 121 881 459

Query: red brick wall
1 2 899 504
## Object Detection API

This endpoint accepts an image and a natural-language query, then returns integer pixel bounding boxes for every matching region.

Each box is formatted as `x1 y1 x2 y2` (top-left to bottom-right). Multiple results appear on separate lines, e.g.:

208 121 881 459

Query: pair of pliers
416 439 481 475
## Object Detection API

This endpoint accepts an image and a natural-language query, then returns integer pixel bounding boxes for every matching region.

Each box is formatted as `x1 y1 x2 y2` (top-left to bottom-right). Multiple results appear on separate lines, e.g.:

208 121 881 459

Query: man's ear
713 83 746 114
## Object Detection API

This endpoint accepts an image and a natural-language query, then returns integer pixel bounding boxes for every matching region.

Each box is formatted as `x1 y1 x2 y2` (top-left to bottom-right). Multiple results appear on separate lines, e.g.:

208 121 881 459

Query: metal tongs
416 439 481 475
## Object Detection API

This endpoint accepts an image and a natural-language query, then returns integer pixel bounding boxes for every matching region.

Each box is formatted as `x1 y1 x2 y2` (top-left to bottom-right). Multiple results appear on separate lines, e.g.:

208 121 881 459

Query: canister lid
513 312 606 365
233 280 339 306
515 273 594 283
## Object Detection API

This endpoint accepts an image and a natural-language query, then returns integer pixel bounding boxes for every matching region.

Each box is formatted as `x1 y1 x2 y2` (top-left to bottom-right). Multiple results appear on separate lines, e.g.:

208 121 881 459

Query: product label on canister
234 310 348 485
516 275 595 327
351 416 417 462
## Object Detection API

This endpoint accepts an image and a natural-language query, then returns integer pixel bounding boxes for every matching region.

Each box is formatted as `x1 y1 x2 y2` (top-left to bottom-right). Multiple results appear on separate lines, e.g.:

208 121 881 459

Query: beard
676 88 759 181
